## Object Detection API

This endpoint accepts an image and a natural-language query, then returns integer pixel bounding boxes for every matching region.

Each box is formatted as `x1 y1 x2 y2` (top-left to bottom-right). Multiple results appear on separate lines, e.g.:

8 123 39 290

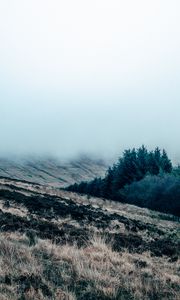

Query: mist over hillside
1 1 180 299
0 155 107 188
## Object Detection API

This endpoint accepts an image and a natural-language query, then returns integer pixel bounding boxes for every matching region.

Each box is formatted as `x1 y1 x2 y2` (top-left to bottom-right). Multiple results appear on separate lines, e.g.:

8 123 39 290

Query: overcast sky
0 1 180 161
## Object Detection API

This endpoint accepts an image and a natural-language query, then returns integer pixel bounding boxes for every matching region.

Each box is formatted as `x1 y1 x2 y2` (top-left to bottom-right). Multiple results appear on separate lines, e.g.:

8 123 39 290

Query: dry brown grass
0 201 28 218
0 232 179 300
1 180 178 232
0 180 179 299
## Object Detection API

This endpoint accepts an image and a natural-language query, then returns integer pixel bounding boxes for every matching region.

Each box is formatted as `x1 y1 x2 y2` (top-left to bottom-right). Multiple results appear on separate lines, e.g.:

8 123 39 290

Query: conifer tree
148 151 160 175
161 149 172 173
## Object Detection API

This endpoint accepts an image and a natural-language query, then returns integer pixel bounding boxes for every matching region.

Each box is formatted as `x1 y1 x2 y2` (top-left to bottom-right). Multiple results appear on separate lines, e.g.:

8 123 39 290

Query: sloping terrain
0 156 107 188
0 178 179 299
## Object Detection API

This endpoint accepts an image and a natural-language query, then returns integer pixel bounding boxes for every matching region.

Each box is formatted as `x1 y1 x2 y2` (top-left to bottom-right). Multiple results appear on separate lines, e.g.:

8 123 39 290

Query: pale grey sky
0 1 180 161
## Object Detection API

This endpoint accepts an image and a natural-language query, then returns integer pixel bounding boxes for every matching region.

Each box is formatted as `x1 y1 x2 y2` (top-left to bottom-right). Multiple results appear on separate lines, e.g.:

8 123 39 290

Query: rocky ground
0 178 179 299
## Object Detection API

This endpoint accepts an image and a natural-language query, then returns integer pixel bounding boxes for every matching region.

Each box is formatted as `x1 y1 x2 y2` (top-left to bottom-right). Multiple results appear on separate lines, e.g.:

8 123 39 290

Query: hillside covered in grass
67 146 180 216
0 178 179 299
0 156 107 188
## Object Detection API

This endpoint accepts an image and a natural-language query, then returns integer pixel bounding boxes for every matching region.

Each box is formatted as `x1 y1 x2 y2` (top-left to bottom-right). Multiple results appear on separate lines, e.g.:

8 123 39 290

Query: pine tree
148 151 160 175
136 145 148 178
161 149 172 173
154 147 161 166
66 146 173 202
101 167 114 198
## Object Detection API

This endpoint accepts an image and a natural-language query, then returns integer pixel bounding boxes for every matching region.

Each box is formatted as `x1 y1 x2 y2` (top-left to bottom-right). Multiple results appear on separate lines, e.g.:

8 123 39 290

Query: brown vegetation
0 179 179 299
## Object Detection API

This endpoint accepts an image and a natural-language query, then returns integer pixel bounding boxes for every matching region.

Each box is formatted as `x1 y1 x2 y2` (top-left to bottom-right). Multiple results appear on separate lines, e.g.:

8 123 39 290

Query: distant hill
0 156 107 187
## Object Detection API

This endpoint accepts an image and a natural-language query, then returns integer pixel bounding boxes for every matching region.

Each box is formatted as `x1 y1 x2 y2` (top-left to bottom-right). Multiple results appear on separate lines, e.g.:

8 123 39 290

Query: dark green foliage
67 146 173 198
148 150 160 175
120 174 180 216
161 149 173 173
136 145 149 177
173 165 180 177
101 167 114 198
66 146 180 216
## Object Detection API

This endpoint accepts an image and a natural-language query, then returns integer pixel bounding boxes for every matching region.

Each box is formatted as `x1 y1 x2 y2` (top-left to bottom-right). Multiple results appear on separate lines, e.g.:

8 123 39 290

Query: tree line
66 146 180 217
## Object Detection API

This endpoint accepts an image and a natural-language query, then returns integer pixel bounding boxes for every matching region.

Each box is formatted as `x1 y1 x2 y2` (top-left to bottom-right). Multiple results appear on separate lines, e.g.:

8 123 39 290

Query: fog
0 1 180 162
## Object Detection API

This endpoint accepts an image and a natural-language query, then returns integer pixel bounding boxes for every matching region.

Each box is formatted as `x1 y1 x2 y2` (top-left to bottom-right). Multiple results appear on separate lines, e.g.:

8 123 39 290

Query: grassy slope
0 179 179 300
0 157 107 188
